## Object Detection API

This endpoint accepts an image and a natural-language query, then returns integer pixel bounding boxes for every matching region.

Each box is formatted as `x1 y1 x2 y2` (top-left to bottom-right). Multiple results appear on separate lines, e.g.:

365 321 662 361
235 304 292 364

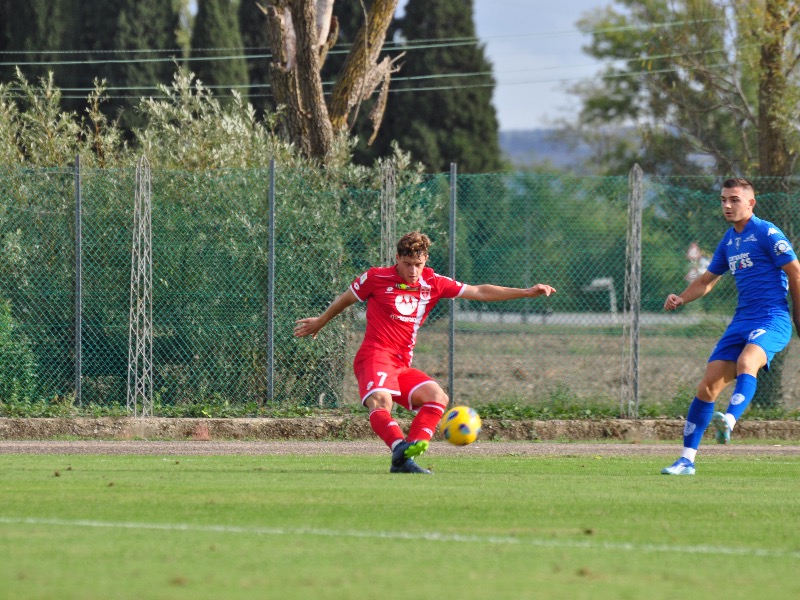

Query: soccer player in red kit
294 232 556 473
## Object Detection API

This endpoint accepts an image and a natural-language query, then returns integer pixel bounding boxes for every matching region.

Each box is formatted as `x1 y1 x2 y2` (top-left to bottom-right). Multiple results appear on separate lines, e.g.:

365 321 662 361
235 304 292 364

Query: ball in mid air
439 406 482 445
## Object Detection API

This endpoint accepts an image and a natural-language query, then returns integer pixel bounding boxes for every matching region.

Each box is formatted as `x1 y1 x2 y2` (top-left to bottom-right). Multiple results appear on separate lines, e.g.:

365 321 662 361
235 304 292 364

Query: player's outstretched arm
294 290 358 339
782 259 800 335
460 283 556 302
664 270 720 311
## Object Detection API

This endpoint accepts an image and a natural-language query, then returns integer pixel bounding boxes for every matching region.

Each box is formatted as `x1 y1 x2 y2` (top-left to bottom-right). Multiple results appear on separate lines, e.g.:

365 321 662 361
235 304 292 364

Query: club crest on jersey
395 294 418 315
774 239 792 255
735 237 741 250
420 285 431 301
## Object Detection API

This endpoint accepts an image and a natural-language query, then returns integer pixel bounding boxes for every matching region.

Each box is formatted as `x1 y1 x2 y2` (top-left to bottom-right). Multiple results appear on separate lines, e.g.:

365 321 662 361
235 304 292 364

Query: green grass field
1 450 799 600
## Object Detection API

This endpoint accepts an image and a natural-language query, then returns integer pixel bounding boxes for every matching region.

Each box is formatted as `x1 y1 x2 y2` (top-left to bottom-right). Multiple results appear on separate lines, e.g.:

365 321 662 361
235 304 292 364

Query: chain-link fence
1 163 799 415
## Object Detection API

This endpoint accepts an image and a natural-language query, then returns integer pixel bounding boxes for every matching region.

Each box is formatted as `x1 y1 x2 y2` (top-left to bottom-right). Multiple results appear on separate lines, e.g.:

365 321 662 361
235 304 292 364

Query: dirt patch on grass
1 439 799 458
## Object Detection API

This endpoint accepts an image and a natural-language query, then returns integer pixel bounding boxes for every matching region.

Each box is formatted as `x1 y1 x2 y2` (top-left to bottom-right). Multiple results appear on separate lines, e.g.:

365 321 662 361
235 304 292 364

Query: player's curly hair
396 231 431 258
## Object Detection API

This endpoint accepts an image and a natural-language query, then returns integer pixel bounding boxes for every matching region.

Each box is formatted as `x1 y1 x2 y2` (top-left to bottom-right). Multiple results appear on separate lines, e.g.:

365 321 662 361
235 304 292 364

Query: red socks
407 403 445 443
370 403 447 447
369 408 405 448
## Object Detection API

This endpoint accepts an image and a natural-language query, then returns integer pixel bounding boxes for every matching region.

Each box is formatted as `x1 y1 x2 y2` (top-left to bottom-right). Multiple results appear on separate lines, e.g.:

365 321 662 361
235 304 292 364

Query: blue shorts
708 314 792 371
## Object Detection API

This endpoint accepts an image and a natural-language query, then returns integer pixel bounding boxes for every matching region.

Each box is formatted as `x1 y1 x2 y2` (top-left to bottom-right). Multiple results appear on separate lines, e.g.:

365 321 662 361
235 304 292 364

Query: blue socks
725 373 758 421
683 397 715 450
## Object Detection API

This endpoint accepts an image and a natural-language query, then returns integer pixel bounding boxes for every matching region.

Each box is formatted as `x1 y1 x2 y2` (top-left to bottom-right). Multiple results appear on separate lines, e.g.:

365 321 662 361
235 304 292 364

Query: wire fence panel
1 166 799 414
0 168 75 402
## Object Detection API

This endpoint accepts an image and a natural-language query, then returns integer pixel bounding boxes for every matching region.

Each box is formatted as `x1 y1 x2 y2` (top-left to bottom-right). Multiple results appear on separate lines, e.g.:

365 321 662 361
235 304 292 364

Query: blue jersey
707 215 797 319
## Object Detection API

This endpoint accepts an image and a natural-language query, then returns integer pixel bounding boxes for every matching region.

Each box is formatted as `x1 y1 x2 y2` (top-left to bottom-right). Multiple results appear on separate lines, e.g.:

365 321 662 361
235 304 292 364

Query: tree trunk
752 0 798 409
264 0 333 161
757 0 792 177
262 0 400 161
328 0 399 132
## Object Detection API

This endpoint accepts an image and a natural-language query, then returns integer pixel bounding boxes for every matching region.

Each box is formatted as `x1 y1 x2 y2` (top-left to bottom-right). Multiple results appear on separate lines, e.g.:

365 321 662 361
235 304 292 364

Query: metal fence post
268 158 276 404
448 163 457 403
380 164 397 266
127 156 154 416
622 164 643 417
74 155 82 406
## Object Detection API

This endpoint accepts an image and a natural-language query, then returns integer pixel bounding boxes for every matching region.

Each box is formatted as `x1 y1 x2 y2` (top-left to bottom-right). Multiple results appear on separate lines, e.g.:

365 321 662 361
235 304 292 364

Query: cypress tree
0 1 9 68
38 0 182 131
238 0 273 117
375 0 502 173
0 0 69 82
191 0 249 103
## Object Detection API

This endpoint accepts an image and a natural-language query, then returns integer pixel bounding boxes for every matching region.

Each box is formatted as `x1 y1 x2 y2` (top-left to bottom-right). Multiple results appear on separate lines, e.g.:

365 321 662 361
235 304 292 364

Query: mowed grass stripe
2 515 800 559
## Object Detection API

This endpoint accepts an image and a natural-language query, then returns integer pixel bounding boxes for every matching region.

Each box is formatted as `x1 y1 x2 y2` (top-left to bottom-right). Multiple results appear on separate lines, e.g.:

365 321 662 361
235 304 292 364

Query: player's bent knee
428 389 448 408
364 391 393 412
696 382 724 402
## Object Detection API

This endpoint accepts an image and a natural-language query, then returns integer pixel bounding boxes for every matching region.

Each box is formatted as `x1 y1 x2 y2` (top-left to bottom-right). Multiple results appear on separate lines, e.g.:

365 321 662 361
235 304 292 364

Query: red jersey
350 265 465 366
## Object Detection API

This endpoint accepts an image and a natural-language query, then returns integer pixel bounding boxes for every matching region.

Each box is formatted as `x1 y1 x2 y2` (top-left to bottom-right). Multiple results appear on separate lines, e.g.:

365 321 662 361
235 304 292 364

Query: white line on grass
2 516 799 560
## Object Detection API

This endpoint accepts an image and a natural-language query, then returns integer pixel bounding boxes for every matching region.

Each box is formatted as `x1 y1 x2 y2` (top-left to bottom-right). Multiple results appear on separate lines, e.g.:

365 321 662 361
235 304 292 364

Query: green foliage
573 0 800 176
0 70 126 167
475 386 621 420
0 298 38 403
134 68 288 169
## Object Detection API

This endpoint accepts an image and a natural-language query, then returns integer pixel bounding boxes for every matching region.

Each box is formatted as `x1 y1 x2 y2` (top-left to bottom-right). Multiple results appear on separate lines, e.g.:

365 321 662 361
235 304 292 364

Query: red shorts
353 348 435 409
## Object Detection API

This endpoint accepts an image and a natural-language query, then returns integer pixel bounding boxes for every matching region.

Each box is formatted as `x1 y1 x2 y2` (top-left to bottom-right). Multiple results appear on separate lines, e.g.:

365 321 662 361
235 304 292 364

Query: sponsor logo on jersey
390 314 420 323
728 252 753 272
395 283 419 291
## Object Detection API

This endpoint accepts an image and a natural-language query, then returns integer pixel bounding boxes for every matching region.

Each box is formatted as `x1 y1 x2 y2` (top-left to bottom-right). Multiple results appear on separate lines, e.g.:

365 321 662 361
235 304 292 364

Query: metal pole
267 158 276 403
74 155 82 406
448 163 457 404
631 166 642 416
622 164 643 417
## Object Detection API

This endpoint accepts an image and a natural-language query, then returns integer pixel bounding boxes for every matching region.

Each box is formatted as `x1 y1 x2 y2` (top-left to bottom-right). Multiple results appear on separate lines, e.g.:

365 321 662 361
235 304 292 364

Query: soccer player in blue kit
661 178 800 475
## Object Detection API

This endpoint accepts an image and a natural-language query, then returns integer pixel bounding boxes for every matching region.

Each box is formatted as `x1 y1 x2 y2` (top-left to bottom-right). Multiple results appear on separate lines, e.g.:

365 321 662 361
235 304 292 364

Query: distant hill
499 129 593 170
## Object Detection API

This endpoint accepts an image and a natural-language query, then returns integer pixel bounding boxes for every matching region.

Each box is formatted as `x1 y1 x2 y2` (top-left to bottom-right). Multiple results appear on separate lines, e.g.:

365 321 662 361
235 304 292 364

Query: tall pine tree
72 0 181 131
239 0 273 117
191 0 249 103
0 0 70 82
374 0 501 173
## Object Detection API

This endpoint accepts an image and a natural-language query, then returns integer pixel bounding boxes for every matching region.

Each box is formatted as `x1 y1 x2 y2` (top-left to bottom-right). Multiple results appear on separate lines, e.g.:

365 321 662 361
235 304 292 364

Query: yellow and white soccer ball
439 406 482 446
